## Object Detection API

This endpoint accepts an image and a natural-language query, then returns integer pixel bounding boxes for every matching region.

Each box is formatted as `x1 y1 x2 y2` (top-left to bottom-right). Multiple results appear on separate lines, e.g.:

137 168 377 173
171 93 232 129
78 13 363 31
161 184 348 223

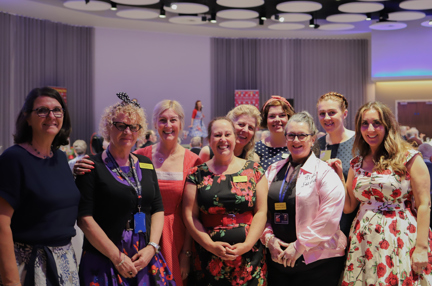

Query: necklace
30 142 53 159
158 157 164 163
156 145 178 164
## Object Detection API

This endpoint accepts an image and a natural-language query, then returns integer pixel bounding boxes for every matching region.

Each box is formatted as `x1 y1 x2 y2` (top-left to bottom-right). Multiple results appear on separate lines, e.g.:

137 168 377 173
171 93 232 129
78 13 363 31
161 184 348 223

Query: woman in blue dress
188 100 207 139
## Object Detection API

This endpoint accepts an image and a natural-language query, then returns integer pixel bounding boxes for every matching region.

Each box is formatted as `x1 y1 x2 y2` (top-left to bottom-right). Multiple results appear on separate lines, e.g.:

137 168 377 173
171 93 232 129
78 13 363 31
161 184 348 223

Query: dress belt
201 212 253 228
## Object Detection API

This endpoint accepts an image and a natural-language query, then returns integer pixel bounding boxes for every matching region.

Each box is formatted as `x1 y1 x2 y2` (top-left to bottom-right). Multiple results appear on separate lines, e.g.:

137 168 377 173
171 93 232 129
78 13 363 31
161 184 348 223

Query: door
397 101 432 139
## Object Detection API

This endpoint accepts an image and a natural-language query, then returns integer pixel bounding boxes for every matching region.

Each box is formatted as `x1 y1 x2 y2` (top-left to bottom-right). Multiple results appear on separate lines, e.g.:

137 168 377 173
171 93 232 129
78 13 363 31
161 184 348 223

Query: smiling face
233 114 257 148
286 121 315 163
209 119 236 157
267 106 288 134
26 96 63 139
156 108 181 143
317 99 347 134
109 113 139 151
360 109 386 152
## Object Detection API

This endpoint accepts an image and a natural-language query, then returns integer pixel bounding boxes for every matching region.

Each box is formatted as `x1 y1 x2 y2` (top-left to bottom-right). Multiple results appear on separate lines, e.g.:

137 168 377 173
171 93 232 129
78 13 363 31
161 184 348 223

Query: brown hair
353 101 412 175
207 117 236 141
317 92 348 111
260 96 295 129
194 100 202 111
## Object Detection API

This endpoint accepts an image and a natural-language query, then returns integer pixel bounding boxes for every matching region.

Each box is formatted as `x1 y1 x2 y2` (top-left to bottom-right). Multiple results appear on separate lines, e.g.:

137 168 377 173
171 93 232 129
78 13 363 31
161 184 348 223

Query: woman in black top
0 87 80 285
76 93 174 286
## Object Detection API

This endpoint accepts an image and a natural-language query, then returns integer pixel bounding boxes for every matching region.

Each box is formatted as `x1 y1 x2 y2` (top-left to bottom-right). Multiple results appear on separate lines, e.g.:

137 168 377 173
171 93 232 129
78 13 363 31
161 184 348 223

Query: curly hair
316 91 348 111
14 87 71 149
227 104 261 160
99 101 147 146
260 96 295 129
152 100 185 134
353 101 412 175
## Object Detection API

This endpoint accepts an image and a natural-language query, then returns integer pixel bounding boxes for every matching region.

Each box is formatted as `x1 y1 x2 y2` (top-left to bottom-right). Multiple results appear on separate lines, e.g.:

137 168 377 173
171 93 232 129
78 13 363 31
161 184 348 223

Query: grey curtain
211 38 368 130
0 12 94 152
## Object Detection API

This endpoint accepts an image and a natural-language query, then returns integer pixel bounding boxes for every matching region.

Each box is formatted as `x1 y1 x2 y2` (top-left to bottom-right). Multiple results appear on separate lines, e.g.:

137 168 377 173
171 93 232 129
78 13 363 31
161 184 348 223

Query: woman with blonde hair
199 104 261 161
331 101 432 285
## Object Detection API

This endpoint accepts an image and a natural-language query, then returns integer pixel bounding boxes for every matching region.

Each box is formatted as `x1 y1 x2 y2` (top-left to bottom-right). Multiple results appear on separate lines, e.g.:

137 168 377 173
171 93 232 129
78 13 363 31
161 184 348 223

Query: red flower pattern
365 248 373 260
385 272 398 286
377 263 387 278
386 255 394 268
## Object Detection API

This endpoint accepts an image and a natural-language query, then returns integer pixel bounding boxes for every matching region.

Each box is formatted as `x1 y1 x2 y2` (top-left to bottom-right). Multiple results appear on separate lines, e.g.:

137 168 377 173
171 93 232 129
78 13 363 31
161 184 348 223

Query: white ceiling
0 0 380 38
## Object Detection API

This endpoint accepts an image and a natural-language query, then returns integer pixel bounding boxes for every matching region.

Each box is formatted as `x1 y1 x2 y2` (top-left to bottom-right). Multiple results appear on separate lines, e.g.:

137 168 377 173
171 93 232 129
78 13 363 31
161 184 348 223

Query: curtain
211 38 368 130
0 12 94 152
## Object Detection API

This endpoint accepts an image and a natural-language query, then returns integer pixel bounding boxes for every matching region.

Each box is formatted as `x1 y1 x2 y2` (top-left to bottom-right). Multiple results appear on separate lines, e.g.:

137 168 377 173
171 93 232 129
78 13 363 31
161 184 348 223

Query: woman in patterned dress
188 100 207 140
183 117 268 285
331 101 432 285
255 96 295 170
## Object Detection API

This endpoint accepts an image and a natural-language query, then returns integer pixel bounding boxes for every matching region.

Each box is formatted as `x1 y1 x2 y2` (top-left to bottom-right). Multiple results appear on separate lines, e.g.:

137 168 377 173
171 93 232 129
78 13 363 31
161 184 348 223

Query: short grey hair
285 111 318 136
190 136 201 147
418 143 432 159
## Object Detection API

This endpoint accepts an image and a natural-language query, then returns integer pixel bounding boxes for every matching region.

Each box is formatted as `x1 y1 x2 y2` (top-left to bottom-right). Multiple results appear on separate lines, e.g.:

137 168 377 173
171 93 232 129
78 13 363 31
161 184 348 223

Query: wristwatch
148 242 160 254
184 250 192 257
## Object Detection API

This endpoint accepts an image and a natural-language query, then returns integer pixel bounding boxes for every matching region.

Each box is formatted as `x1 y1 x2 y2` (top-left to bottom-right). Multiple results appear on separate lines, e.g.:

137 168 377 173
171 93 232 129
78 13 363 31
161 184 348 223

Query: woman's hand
114 253 138 278
210 241 237 260
226 242 251 257
267 236 289 264
278 243 301 268
326 159 344 183
179 252 191 280
73 155 94 175
411 246 428 273
131 245 155 272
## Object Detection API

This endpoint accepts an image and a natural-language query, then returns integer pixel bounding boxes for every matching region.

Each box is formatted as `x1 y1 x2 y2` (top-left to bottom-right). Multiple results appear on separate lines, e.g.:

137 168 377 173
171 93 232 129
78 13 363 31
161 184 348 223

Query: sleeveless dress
342 150 432 286
188 110 207 138
135 147 201 286
186 161 267 286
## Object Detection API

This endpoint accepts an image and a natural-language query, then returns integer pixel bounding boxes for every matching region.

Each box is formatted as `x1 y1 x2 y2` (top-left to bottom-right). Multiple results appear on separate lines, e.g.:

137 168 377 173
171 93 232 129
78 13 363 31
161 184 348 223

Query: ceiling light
110 2 117 11
279 17 285 22
309 18 314 27
366 13 371 21
159 7 166 18
171 4 177 10
429 19 432 25
275 14 280 20
202 15 207 22
210 12 217 23
259 18 264 25
261 16 267 20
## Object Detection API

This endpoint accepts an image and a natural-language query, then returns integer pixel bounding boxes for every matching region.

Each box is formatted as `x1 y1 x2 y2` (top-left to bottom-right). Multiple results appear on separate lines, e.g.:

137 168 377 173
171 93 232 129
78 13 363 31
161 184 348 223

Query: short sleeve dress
342 150 432 286
188 109 208 138
186 160 267 286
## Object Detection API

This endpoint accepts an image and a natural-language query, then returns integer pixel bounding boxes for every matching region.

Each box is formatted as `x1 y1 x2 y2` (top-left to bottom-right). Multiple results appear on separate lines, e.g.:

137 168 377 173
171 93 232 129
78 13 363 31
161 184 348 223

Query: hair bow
116 92 141 108
263 95 292 110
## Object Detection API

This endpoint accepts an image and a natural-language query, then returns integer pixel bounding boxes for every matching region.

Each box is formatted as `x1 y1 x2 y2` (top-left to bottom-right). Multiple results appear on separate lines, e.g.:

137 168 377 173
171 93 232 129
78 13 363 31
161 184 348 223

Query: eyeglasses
32 107 64 118
286 133 313 141
113 122 142 132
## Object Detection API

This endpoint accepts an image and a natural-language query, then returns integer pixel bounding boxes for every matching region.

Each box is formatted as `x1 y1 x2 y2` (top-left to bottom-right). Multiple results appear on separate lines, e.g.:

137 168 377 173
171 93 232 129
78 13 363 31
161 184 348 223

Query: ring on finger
129 271 133 276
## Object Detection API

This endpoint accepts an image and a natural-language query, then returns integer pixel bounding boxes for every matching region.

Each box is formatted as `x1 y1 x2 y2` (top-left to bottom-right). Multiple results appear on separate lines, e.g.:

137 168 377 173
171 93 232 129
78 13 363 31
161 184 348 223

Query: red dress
135 146 201 286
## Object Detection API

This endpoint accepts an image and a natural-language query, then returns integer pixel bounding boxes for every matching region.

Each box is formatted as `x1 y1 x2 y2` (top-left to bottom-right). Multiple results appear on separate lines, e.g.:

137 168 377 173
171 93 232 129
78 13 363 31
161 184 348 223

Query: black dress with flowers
186 160 267 286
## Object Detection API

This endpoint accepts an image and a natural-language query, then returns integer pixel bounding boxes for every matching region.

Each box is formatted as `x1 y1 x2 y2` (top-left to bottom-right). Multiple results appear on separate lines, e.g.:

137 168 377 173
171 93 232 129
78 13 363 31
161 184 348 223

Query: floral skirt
79 230 176 286
0 241 79 286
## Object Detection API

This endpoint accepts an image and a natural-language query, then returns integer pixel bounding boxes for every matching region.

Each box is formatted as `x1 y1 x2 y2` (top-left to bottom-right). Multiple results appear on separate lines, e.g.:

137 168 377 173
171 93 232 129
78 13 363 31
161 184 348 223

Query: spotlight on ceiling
259 18 264 25
210 13 217 23
275 14 280 21
366 13 371 21
110 2 117 11
201 15 207 22
429 19 432 25
159 7 166 18
309 18 314 28
171 3 177 10
279 17 285 22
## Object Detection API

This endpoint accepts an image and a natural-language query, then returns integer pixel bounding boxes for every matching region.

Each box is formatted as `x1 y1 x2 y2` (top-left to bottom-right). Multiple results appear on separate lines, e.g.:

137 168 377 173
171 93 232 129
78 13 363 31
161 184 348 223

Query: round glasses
286 133 313 141
113 122 142 132
32 107 64 118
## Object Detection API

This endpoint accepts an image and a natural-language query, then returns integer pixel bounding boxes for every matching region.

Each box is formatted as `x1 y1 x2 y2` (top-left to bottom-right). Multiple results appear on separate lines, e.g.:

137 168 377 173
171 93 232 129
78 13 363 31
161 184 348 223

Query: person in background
199 104 261 162
140 130 157 148
183 117 268 285
69 139 87 172
189 136 202 156
255 96 295 170
407 127 423 147
261 111 346 286
0 87 80 285
333 101 432 285
187 100 207 141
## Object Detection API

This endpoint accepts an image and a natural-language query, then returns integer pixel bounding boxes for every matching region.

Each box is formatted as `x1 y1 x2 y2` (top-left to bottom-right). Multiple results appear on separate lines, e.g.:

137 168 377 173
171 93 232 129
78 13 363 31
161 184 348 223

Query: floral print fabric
187 160 267 286
342 150 432 286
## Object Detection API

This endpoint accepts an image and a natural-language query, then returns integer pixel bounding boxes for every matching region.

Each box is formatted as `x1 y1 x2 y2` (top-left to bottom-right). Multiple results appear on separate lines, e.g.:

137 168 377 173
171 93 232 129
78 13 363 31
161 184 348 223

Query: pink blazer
265 153 347 264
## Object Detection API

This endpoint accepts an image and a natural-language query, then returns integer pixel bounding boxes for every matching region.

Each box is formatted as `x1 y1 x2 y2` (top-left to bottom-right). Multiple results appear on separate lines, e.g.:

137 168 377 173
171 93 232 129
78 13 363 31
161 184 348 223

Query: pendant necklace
30 142 53 159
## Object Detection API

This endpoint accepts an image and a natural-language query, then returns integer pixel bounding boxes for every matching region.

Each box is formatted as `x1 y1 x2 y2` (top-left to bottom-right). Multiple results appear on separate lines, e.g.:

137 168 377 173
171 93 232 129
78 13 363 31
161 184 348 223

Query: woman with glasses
76 93 175 285
0 87 80 285
260 111 346 286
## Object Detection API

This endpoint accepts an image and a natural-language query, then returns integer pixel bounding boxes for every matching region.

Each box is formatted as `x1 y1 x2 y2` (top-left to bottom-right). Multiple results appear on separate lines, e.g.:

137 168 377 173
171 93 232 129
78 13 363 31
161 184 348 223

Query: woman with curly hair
330 101 432 285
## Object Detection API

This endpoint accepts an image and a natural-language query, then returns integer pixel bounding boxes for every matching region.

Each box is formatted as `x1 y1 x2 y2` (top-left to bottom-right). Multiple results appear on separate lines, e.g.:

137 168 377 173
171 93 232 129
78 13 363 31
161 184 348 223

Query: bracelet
116 253 125 267
265 234 275 248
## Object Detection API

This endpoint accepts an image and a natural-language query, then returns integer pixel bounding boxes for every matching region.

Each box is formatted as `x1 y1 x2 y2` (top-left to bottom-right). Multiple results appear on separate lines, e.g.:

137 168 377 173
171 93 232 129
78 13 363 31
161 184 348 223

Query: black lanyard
106 147 142 212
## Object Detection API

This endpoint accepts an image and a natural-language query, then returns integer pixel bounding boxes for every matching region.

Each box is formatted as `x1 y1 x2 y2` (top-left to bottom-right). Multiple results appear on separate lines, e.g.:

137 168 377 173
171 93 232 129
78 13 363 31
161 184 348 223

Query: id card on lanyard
106 148 146 233
274 164 293 225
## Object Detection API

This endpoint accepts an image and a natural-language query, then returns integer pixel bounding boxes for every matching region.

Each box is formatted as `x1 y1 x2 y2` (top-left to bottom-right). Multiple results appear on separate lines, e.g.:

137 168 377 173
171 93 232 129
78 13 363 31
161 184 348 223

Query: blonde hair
152 100 185 133
99 102 147 145
353 101 412 175
317 91 348 111
227 104 261 160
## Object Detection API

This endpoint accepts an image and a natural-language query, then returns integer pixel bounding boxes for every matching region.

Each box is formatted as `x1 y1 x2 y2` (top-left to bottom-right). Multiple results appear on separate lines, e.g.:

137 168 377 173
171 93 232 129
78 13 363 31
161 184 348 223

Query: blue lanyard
278 164 295 202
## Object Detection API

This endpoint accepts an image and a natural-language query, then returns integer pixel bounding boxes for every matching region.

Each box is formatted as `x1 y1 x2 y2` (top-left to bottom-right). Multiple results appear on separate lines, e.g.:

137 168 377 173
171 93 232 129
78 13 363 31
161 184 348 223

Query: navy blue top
0 145 80 246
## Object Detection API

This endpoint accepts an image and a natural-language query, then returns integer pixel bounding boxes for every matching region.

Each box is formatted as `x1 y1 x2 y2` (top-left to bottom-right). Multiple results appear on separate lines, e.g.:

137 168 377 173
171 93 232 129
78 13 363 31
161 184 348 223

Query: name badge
233 176 247 183
281 153 289 159
134 212 146 234
140 163 154 169
274 213 289 224
320 150 331 161
275 202 287 211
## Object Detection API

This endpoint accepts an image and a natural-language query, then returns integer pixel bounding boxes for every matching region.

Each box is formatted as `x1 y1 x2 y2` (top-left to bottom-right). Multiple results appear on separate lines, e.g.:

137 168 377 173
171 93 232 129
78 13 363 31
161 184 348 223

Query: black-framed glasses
32 107 64 118
113 122 142 132
286 133 313 141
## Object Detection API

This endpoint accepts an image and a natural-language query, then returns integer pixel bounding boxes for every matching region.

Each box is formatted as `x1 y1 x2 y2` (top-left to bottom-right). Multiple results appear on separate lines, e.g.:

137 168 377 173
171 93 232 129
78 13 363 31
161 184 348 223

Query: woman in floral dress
331 101 432 285
183 117 268 285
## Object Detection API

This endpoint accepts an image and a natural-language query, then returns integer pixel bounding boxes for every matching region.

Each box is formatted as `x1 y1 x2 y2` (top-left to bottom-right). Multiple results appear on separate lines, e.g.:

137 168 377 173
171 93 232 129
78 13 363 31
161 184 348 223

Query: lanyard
278 164 296 202
106 148 142 212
